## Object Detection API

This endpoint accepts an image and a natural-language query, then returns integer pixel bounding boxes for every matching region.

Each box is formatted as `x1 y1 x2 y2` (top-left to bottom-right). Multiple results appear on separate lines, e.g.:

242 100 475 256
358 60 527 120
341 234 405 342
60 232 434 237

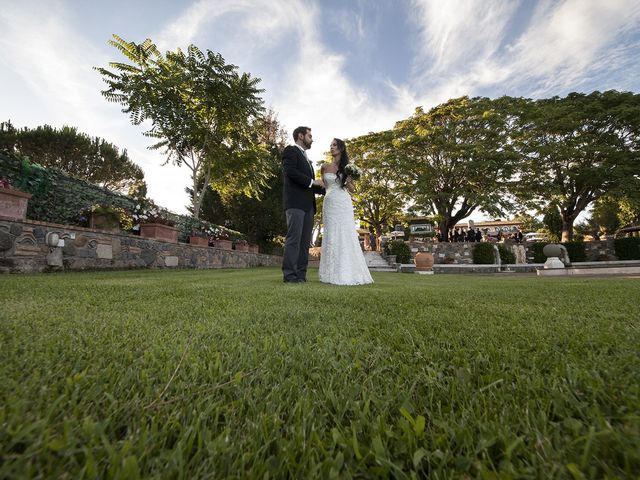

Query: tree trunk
438 219 450 242
561 217 574 242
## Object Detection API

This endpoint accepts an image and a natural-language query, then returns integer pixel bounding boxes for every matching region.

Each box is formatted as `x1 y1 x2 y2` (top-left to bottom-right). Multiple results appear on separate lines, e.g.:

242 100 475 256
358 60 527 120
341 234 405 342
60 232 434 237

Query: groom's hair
293 126 310 142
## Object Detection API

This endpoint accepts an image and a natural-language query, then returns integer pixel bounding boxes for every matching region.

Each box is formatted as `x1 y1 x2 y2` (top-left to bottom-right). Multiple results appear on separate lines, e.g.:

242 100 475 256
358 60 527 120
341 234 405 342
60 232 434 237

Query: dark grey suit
282 145 324 282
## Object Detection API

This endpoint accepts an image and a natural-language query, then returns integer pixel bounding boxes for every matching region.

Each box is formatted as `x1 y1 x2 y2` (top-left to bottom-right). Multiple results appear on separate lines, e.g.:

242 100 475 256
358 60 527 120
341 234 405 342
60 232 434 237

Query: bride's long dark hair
334 138 349 188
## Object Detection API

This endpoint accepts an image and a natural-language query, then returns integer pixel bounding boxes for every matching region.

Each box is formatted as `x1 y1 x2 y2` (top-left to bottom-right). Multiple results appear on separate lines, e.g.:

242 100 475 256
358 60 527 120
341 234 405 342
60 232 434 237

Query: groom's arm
312 183 326 195
282 147 313 188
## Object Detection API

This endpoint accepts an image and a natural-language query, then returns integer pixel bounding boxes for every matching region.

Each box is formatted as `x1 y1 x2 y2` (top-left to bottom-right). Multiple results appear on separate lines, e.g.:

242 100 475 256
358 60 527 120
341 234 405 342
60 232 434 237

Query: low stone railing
0 217 281 274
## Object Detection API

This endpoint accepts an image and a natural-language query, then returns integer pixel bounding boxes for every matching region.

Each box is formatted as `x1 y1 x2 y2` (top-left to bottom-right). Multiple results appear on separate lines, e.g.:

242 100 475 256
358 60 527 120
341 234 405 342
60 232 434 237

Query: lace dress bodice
319 173 373 285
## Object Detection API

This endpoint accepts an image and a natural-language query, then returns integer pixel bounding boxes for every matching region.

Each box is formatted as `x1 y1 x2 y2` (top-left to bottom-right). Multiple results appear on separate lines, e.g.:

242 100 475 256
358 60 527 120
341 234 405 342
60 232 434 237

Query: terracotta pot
140 223 178 243
235 242 249 252
414 251 434 271
213 239 232 250
0 188 32 221
90 212 120 232
189 235 208 246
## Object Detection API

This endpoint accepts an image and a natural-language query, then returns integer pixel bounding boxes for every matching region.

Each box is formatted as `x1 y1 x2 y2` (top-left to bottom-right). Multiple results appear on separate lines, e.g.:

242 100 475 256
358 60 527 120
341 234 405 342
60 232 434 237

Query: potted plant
234 238 249 252
0 176 32 221
209 229 232 250
134 203 178 243
188 230 209 246
79 203 133 232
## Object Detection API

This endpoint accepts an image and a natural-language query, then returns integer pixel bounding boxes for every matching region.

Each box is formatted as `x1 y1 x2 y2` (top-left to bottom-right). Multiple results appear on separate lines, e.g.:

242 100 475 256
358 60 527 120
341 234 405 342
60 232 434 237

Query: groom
282 126 325 283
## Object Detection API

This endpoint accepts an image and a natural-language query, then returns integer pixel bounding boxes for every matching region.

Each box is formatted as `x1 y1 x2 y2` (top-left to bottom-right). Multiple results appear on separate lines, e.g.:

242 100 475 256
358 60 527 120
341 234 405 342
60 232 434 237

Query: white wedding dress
319 173 374 285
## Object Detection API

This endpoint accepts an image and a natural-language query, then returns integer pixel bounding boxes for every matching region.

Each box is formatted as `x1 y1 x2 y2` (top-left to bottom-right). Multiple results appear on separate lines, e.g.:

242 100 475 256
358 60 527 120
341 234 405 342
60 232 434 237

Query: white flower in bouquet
344 163 362 180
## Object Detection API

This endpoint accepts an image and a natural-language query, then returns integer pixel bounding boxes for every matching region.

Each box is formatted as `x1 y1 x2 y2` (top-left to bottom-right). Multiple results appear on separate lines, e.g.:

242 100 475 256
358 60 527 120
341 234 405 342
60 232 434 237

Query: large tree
391 96 518 241
197 110 289 249
96 35 270 218
347 130 406 240
512 90 640 241
0 121 143 191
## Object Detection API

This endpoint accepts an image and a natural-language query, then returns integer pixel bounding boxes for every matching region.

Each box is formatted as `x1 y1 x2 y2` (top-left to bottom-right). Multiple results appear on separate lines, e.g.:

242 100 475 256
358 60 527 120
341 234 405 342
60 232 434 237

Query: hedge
385 240 411 263
497 244 516 264
473 242 495 264
614 237 640 260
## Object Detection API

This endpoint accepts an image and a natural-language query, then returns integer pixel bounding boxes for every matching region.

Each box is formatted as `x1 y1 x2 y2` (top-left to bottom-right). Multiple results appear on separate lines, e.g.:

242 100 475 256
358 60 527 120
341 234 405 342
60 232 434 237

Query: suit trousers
282 208 314 281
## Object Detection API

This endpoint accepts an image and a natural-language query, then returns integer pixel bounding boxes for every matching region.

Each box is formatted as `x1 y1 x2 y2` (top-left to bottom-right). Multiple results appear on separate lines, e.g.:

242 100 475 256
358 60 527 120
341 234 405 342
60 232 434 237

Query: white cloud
501 0 640 95
407 0 640 104
0 2 192 214
1 0 638 221
156 0 409 164
410 0 519 77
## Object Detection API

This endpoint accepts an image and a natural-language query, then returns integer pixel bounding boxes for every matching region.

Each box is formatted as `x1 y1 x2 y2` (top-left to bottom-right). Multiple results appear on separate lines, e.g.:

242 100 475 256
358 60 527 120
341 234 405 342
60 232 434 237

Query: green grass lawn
1 268 639 479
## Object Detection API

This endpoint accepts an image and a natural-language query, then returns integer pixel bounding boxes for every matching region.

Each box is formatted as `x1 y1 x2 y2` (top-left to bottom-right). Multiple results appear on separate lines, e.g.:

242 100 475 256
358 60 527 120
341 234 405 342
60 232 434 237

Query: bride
318 138 374 285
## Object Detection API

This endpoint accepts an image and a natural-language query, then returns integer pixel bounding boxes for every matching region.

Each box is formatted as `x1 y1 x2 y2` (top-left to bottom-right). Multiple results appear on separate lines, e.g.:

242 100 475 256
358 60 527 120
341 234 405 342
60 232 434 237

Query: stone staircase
363 251 397 272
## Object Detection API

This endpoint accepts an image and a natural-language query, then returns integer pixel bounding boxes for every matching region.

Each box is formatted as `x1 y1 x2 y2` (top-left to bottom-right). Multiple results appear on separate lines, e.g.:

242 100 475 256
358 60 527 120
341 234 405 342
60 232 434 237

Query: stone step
363 251 397 271
369 267 397 272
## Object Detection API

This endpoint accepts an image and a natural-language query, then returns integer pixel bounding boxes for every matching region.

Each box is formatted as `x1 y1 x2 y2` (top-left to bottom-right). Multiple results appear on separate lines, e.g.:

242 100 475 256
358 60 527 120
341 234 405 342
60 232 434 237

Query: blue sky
1 0 639 218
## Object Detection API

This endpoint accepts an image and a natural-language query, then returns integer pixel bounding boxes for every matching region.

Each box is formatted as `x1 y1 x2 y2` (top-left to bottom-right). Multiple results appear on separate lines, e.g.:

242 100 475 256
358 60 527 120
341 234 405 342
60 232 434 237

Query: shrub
473 242 495 264
614 237 640 260
386 240 411 263
78 203 134 231
531 242 547 263
498 245 516 264
561 241 586 263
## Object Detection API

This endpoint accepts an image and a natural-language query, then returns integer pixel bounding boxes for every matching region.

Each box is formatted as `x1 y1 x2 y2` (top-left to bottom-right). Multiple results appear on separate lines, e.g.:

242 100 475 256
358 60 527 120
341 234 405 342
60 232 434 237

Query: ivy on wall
0 152 242 242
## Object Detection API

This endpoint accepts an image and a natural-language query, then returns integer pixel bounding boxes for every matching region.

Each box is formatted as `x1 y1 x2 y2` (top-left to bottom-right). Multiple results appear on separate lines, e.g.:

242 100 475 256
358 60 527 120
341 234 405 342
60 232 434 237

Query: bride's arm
346 176 355 194
320 164 327 187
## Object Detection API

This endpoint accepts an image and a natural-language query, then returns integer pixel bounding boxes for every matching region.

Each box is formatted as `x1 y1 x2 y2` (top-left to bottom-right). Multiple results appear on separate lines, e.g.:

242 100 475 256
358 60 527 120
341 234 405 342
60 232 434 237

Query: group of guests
437 228 483 243
435 228 524 243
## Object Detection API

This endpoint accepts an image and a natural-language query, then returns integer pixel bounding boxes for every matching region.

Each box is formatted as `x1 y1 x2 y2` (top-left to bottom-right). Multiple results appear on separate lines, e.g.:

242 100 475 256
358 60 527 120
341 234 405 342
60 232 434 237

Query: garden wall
406 238 616 264
0 217 282 274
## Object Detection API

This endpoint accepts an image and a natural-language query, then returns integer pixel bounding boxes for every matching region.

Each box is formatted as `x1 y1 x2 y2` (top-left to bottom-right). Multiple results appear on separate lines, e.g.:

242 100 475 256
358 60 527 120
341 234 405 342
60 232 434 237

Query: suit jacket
282 145 325 212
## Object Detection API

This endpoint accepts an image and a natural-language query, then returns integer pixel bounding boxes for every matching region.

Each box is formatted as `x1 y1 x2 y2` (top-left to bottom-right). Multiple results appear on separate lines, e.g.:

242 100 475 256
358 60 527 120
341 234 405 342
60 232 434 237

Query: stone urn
0 188 32 221
414 251 434 271
140 223 178 243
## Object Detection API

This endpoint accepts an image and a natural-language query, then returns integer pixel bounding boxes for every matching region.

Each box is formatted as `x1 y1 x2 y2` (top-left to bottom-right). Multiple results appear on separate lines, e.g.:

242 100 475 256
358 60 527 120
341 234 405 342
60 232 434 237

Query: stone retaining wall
0 217 282 274
405 238 617 264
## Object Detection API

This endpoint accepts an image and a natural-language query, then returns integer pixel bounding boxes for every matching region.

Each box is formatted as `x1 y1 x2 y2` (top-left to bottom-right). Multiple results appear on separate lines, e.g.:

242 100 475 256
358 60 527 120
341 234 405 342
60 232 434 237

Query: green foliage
531 242 547 263
385 240 411 263
1 270 639 477
170 215 242 243
0 152 241 241
497 245 516 264
561 241 586 263
1 121 143 191
473 242 496 264
195 111 289 250
1 152 136 225
512 90 640 241
96 35 269 218
78 203 134 231
391 96 518 241
542 207 563 240
512 213 543 233
614 237 640 260
348 131 406 240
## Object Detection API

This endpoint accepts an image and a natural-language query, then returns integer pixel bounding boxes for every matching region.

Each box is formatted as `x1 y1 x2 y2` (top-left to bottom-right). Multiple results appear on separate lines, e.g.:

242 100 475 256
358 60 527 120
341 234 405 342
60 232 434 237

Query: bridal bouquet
344 163 362 180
